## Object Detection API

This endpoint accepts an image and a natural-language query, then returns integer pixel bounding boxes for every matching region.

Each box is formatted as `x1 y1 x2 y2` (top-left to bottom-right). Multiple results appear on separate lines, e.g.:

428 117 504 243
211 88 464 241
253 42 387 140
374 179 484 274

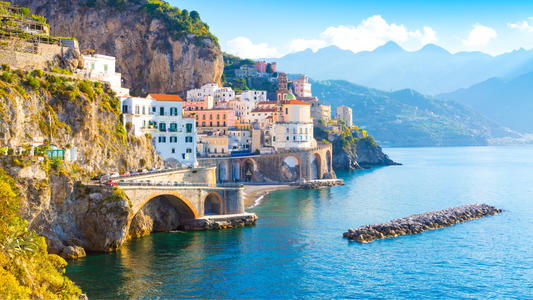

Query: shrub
33 69 44 77
78 80 95 100
14 84 25 96
1 71 13 83
26 76 40 90
140 158 146 167
1 64 10 71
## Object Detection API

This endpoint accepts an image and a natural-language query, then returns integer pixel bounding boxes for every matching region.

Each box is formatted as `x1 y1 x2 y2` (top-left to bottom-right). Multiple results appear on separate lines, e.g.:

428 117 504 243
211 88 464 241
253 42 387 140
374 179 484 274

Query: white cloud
226 37 281 59
287 15 437 54
462 24 497 46
508 17 533 33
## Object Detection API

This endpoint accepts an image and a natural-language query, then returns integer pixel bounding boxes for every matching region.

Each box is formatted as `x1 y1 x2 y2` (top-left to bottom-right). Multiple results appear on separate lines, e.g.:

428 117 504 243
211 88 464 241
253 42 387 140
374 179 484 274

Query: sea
65 146 533 299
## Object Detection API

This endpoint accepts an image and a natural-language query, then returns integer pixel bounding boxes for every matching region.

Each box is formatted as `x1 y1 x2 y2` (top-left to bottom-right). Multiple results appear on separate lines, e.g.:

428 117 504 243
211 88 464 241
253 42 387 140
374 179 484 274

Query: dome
285 93 296 100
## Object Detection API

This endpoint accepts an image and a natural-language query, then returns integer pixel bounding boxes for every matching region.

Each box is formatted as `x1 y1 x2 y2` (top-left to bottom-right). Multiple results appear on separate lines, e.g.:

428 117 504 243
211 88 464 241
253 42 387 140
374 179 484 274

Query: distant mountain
312 80 520 147
436 71 533 134
275 42 533 95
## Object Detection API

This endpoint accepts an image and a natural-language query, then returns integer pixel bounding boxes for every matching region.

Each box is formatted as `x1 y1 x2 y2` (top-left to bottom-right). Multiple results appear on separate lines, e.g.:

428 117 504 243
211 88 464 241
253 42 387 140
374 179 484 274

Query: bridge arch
281 154 301 182
218 160 229 182
137 191 199 219
241 158 258 181
311 152 322 180
203 192 223 215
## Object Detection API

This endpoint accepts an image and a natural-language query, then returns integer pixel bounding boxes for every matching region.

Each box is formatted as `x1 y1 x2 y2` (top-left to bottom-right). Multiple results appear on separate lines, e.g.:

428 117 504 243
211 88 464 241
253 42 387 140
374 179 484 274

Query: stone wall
122 167 216 185
0 42 69 70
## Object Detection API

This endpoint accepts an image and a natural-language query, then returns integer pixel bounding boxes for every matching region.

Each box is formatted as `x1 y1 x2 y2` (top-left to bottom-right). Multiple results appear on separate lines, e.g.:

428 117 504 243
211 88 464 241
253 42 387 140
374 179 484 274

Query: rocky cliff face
15 0 224 96
0 70 168 255
315 127 399 170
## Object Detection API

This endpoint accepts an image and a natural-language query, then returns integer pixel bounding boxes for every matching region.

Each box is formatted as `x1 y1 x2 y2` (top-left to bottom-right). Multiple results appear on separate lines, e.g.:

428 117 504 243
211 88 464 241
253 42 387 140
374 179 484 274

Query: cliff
0 67 168 255
14 0 224 96
314 126 399 170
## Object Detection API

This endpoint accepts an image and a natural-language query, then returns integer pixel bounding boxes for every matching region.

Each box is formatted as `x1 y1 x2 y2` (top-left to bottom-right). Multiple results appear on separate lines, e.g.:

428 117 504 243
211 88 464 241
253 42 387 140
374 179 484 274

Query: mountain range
274 42 533 95
436 71 533 134
310 80 521 147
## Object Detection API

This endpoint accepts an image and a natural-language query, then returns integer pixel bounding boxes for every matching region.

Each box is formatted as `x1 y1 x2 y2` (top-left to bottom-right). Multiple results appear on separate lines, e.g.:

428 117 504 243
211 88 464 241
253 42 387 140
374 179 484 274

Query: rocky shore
343 203 503 243
181 213 258 231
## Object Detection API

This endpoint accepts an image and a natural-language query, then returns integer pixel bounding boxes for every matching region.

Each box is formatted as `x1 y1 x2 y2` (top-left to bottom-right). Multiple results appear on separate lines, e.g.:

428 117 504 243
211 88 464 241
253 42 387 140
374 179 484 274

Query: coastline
243 185 296 208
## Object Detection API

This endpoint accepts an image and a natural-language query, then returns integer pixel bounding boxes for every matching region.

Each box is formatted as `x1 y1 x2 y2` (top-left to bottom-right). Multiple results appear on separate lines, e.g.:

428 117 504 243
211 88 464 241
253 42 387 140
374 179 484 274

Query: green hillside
312 80 519 146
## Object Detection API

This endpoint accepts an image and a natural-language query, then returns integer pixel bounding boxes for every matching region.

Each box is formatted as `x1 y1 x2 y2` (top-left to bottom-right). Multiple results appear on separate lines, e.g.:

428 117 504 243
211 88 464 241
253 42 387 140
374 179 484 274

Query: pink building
256 61 276 73
182 95 214 112
184 109 236 129
292 74 312 98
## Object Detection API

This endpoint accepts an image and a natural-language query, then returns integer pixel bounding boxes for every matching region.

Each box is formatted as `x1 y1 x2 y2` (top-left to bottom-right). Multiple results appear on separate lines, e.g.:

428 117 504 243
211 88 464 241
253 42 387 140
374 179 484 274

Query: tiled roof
148 94 183 101
258 101 278 105
251 107 277 113
284 99 311 105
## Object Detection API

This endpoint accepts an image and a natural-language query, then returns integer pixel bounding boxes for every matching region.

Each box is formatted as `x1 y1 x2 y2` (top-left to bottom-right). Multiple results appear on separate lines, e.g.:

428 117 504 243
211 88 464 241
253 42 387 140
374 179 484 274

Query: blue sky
171 0 533 58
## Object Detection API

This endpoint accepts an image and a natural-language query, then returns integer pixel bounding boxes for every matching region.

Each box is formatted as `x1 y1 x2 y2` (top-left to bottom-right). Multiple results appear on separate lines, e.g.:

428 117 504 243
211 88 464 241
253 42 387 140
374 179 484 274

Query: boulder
60 246 86 260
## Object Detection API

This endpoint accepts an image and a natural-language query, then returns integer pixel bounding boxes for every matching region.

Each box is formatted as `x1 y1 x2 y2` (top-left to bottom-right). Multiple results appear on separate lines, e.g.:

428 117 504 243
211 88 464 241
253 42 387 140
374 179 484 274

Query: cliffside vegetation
312 79 520 147
83 0 218 45
0 167 81 299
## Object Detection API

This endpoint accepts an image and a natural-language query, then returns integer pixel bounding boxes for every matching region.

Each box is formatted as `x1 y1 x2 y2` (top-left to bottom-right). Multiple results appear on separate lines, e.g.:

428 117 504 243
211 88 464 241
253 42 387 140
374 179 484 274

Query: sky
171 0 533 59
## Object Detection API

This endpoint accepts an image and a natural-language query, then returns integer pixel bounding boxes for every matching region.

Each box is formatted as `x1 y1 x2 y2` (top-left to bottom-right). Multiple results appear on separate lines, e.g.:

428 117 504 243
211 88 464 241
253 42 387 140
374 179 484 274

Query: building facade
82 53 129 96
292 74 312 98
187 83 235 104
256 61 276 74
120 94 196 166
336 105 353 127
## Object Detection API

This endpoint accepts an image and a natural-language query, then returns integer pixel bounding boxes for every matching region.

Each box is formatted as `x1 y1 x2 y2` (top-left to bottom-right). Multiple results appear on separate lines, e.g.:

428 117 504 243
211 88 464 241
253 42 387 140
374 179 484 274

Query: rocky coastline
299 179 344 189
343 203 503 243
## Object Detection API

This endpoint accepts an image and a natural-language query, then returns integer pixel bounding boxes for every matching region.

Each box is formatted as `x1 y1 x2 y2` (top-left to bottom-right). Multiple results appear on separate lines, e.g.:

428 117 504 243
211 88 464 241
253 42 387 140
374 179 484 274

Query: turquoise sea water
65 146 533 299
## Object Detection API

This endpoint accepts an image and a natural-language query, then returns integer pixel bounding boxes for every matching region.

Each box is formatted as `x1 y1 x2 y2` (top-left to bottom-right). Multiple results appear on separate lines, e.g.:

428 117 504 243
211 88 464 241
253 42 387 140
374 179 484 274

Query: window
186 123 193 133
223 121 226 126
293 136 296 140
273 136 276 141
170 107 178 116
160 107 164 116
202 122 205 126
203 115 206 120
169 123 177 132
104 64 108 73
159 123 166 132
91 63 95 70
152 107 156 114
186 136 193 143
186 148 192 153
217 114 220 120
300 128 302 134
196 122 198 127
305 128 308 134
286 136 289 141
286 128 289 133
170 136 177 143
122 105 128 113
286 108 288 114
217 121 220 126
158 136 166 143
172 148 175 154
135 106 139 114
210 121 212 126
293 128 296 134
210 114 213 120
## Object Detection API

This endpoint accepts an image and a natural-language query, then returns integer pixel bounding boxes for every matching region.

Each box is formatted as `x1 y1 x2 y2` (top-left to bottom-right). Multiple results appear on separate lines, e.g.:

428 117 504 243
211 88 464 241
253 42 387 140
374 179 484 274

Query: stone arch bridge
199 143 334 182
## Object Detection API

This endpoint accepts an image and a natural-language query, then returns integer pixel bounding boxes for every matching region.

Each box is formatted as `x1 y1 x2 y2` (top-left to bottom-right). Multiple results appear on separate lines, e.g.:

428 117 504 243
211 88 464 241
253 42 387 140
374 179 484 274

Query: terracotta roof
252 107 277 113
283 99 311 105
266 116 273 119
258 101 278 105
148 94 183 101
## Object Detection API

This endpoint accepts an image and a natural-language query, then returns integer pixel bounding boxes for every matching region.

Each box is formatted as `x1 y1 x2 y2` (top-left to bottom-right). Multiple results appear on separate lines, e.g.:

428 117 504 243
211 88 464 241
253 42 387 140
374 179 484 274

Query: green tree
190 10 200 20
266 63 273 74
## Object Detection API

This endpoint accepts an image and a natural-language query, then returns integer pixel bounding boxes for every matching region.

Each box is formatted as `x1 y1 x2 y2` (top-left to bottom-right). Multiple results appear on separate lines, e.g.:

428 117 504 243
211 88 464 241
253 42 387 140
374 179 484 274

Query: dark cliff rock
15 0 224 96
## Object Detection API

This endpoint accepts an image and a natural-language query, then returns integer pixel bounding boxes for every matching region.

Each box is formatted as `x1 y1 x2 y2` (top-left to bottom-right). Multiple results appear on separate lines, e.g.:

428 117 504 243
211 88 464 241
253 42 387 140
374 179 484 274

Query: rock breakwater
300 179 344 189
343 204 503 243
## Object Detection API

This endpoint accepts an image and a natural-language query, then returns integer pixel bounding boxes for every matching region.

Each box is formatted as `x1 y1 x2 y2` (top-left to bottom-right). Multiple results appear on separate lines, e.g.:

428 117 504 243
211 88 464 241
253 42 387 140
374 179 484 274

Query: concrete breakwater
343 203 503 243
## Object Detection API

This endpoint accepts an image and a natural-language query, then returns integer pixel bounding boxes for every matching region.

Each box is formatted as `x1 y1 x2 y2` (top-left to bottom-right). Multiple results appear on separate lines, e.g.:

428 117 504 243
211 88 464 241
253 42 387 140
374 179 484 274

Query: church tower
276 72 290 101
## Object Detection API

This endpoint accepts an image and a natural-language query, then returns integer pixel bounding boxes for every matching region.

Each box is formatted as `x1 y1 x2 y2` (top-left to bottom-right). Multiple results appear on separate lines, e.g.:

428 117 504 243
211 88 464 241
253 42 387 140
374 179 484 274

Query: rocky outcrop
343 203 503 243
300 179 344 189
181 213 258 231
353 137 399 167
60 246 86 260
15 0 224 96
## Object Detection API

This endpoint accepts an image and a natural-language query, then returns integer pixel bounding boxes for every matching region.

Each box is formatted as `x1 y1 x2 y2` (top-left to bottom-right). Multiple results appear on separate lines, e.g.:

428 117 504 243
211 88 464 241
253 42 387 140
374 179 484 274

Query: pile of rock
343 203 503 243
180 213 258 231
300 179 345 189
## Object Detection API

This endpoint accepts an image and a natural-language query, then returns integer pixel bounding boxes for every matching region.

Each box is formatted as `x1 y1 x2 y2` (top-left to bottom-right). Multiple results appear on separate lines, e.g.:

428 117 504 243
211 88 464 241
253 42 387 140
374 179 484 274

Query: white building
227 129 252 151
120 93 197 166
240 90 267 103
187 83 235 104
82 53 129 96
336 105 353 127
270 94 315 150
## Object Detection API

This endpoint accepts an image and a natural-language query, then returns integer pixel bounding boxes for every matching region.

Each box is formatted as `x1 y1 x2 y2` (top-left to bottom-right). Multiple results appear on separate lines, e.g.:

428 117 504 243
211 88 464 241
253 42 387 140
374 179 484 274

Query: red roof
258 101 278 105
284 99 310 105
148 94 183 101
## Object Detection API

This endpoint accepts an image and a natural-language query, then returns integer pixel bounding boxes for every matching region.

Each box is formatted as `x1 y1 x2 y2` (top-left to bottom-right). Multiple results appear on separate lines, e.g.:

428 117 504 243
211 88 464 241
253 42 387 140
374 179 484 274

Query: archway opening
311 153 321 180
281 155 300 182
204 193 222 215
218 161 228 182
243 158 256 181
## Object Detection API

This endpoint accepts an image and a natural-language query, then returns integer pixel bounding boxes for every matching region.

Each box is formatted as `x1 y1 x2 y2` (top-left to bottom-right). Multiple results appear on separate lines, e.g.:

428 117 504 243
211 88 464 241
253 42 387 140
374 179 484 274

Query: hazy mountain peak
372 41 405 54
418 44 450 55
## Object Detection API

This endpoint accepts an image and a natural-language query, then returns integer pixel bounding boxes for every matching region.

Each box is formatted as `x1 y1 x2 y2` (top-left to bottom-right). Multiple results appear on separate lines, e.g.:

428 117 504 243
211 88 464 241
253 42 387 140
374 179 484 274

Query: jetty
343 203 503 243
